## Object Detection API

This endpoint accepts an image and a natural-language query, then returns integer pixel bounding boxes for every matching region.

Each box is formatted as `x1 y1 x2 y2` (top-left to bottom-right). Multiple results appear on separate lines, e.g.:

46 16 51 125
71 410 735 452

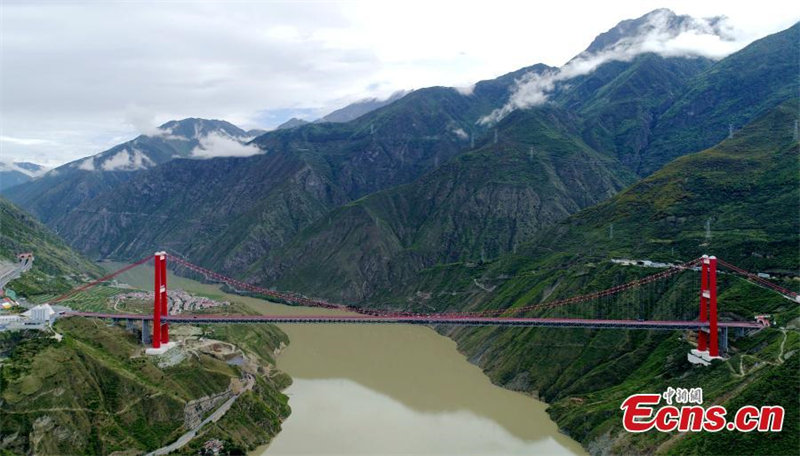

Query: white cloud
0 135 57 147
454 85 475 96
124 105 162 136
191 132 263 159
450 127 469 140
0 161 50 177
100 148 154 171
76 157 95 171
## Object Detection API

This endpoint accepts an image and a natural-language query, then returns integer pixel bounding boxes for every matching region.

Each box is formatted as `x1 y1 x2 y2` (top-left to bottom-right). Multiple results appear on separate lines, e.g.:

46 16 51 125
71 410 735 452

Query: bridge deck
64 312 764 330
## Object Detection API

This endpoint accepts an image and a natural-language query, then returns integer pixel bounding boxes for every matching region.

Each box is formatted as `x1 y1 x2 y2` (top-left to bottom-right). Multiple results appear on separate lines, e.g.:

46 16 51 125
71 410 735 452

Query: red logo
621 389 783 433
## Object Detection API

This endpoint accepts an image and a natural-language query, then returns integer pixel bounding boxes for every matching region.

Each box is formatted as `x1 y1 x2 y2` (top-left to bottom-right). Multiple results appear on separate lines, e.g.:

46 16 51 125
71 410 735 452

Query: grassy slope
369 101 799 454
526 99 800 272
0 196 102 296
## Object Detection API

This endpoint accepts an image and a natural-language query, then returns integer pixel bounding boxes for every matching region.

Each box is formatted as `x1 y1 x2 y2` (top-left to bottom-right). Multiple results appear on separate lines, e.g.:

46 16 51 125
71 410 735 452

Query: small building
202 439 225 455
26 304 55 323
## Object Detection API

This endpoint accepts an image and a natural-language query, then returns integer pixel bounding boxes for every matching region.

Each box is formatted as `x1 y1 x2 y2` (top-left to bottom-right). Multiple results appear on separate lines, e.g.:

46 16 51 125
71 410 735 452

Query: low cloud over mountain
481 9 750 124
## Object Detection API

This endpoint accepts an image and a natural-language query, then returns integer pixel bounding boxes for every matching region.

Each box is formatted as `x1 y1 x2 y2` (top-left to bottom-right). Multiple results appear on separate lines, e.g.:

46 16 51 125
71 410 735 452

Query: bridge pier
720 327 728 354
142 320 151 344
126 318 135 332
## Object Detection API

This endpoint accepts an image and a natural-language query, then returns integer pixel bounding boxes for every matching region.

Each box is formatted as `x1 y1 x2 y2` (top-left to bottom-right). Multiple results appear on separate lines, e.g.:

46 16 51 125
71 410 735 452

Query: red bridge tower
147 251 171 353
690 255 721 364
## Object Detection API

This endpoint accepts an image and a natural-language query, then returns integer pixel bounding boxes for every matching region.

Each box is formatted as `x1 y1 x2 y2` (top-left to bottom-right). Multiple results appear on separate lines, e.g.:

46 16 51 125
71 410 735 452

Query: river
106 261 585 455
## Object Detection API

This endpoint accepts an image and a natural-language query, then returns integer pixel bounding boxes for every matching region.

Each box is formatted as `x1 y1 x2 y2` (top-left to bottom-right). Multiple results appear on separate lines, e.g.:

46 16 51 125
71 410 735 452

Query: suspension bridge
53 251 797 361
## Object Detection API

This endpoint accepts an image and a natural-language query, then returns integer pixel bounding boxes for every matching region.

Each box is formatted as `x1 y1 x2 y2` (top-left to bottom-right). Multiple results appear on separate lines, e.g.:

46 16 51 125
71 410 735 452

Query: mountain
246 128 268 137
233 20 798 303
0 196 102 295
551 54 713 172
3 118 255 224
317 90 411 123
270 91 411 132
69 118 252 172
640 22 800 174
533 99 800 271
373 100 799 456
579 8 730 56
255 106 633 301
275 117 309 130
0 161 48 191
11 162 45 174
487 12 798 178
50 74 555 271
553 12 799 177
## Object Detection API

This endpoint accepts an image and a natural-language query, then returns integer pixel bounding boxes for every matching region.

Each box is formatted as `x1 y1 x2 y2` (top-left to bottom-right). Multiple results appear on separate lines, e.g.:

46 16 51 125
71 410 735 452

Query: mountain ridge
3 118 256 224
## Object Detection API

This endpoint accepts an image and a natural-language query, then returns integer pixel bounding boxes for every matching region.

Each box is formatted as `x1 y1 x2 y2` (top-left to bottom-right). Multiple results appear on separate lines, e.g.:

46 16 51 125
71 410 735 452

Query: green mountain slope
640 22 800 175
0 197 101 295
257 106 634 301
51 151 324 270
526 99 800 272
554 54 712 172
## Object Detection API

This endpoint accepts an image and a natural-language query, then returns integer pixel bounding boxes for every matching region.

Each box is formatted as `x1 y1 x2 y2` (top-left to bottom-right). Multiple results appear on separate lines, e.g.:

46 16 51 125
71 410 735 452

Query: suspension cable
717 259 798 299
51 256 152 303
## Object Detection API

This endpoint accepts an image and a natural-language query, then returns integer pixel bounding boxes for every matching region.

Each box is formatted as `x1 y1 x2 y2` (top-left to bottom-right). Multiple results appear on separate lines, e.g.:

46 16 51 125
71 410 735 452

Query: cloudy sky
1 0 798 167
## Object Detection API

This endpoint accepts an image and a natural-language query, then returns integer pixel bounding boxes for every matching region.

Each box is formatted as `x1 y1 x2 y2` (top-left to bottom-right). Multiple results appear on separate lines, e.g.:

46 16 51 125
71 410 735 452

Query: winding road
146 374 255 456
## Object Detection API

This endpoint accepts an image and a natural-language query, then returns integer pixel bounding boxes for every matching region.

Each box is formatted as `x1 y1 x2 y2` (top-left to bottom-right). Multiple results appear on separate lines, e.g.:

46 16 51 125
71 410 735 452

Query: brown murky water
107 262 585 455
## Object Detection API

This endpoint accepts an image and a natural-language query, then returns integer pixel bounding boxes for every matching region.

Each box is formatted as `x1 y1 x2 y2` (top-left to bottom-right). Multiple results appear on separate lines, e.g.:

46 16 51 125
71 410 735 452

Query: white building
0 315 22 325
26 304 55 323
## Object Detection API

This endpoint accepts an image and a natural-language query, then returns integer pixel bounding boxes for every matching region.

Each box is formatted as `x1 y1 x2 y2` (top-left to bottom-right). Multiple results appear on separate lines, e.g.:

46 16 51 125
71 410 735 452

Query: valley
1 6 798 456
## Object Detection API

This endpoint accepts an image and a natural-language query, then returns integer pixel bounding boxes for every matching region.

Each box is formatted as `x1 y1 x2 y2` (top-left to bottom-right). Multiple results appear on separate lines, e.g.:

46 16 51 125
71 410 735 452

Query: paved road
0 257 32 290
146 374 255 456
